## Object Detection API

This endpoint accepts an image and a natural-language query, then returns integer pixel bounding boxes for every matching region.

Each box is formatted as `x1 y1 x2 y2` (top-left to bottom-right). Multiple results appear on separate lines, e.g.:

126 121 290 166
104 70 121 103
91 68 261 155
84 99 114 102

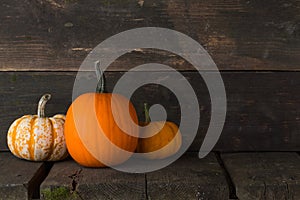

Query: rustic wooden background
0 1 300 199
1 0 299 151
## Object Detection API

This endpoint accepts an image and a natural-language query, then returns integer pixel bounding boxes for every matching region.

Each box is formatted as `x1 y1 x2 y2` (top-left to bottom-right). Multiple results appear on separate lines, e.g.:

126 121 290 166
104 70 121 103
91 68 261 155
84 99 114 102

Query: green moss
64 0 78 4
25 35 32 40
11 74 17 82
63 0 133 6
41 187 80 200
102 0 134 6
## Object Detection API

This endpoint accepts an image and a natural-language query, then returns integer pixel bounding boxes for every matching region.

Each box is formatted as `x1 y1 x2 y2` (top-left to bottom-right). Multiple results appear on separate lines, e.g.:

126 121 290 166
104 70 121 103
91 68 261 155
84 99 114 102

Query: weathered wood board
0 0 299 71
41 153 229 200
221 152 300 200
1 151 300 200
1 71 300 152
0 152 49 200
146 153 229 199
40 159 146 200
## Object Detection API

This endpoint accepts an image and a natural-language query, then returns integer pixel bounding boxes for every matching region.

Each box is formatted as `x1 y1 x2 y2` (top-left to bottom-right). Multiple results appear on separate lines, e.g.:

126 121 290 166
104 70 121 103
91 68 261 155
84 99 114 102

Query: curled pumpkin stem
37 94 51 118
95 60 105 93
144 103 151 124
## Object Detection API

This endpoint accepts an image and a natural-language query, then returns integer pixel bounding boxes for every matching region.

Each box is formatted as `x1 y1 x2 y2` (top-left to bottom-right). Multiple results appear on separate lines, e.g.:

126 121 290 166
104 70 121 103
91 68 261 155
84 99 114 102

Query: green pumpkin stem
95 60 105 93
37 94 51 118
144 103 151 124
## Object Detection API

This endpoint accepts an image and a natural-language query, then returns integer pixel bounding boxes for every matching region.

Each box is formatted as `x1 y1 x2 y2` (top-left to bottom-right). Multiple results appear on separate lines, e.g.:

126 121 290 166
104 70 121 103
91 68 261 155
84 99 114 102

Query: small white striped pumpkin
7 94 68 161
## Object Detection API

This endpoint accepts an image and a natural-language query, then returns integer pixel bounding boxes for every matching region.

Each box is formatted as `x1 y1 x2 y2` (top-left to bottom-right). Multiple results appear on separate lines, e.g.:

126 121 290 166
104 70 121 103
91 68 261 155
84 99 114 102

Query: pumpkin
136 103 182 159
64 62 139 167
7 94 68 161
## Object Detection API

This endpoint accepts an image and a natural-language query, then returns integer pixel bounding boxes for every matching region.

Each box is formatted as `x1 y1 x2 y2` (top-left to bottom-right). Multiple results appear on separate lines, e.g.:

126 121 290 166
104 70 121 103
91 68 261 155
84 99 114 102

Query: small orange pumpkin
136 103 182 159
64 62 139 167
7 94 68 161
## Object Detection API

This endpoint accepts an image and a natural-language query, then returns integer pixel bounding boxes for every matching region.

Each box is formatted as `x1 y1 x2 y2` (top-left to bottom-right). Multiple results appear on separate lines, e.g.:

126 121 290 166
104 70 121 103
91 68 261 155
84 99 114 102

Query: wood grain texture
1 71 300 152
0 0 299 71
221 153 300 200
0 152 49 200
40 159 146 200
146 153 229 199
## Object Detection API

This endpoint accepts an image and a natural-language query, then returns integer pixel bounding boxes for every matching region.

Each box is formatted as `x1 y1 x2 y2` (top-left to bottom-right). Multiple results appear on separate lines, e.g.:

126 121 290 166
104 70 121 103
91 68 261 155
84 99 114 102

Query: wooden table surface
1 151 300 200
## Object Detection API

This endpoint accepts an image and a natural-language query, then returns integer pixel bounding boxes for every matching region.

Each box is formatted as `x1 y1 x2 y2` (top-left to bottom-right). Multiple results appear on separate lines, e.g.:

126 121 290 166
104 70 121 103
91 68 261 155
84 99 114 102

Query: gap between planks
215 152 238 199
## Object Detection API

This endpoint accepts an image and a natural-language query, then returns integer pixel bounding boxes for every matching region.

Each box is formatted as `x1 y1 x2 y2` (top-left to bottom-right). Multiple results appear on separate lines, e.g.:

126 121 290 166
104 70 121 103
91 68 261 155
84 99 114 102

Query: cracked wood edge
0 152 51 200
40 159 146 200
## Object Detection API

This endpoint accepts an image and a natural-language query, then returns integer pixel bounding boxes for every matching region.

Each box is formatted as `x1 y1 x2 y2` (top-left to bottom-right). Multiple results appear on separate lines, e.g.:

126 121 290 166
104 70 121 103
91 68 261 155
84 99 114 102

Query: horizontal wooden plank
0 0 299 71
146 153 229 199
0 71 300 152
0 152 50 200
221 153 300 200
41 153 229 200
40 159 146 200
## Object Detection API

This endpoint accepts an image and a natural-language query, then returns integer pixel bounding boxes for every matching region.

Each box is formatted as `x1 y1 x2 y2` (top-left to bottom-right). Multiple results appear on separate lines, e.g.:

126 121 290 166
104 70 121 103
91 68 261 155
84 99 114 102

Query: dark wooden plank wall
0 0 299 71
1 71 300 152
0 0 299 152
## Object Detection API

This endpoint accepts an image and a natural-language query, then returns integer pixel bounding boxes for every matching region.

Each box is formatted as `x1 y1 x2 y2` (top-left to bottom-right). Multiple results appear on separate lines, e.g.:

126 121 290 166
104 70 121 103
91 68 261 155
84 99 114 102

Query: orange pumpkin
136 103 182 159
64 63 139 167
7 94 68 161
